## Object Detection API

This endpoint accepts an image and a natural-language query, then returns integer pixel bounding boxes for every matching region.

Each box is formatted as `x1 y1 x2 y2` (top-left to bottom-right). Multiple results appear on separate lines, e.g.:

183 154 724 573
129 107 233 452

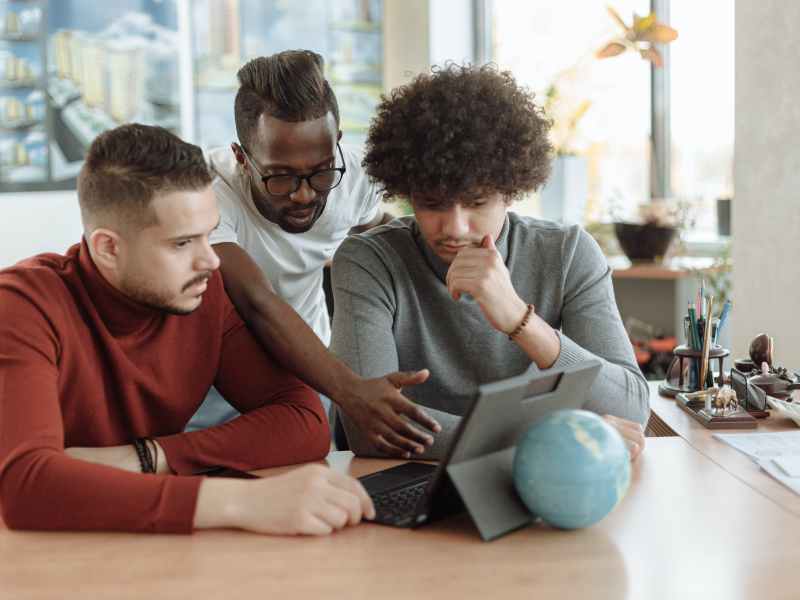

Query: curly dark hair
363 63 553 205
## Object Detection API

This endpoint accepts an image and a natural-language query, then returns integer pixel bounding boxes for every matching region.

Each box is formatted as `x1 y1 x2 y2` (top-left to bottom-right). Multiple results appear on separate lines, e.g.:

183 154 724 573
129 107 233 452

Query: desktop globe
512 410 631 530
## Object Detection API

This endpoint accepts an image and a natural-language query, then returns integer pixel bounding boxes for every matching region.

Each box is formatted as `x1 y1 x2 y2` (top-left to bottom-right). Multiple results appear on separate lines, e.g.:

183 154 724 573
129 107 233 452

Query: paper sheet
713 431 800 460
757 459 800 495
713 431 800 496
772 455 800 477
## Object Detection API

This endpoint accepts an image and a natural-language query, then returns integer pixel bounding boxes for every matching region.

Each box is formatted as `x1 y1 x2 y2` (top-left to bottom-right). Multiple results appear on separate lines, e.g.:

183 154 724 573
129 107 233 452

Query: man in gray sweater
331 64 648 460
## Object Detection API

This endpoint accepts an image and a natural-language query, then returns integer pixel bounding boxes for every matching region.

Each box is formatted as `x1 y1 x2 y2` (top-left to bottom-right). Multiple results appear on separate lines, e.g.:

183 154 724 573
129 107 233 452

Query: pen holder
683 316 719 348
658 344 730 398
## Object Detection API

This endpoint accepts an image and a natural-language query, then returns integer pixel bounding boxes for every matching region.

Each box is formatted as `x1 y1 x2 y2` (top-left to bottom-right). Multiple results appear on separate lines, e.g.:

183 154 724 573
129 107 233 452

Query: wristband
508 303 534 340
133 438 155 473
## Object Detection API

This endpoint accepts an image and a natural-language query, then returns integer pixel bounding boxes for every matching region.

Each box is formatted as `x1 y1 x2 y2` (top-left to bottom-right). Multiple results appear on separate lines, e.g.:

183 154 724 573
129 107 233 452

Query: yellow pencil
699 296 715 389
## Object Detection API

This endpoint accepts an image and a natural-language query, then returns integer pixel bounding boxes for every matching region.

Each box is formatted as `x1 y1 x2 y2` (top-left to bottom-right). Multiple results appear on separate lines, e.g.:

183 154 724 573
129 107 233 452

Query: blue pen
716 300 732 343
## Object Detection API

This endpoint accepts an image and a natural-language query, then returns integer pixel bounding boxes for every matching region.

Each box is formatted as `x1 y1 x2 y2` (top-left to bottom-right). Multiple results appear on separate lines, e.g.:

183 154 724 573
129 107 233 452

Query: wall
734 0 800 367
383 0 476 92
383 0 430 91
0 191 82 267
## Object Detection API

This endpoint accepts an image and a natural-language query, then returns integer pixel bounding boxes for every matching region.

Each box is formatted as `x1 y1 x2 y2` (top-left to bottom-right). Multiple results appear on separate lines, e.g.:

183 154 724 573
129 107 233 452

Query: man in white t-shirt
187 50 440 458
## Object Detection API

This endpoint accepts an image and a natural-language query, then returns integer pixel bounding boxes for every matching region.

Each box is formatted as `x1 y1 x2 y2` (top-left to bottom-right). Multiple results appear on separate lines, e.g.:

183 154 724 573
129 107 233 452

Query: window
191 0 383 149
488 0 651 219
669 1 734 237
0 0 181 191
487 0 734 238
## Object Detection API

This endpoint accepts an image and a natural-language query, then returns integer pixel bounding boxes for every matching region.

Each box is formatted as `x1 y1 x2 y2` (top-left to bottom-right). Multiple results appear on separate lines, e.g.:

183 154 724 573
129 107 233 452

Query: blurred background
1 0 797 374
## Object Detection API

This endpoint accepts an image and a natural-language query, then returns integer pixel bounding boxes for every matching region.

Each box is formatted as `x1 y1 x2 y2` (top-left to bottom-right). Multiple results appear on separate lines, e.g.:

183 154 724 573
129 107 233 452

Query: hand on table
223 464 375 535
338 370 441 458
603 414 645 461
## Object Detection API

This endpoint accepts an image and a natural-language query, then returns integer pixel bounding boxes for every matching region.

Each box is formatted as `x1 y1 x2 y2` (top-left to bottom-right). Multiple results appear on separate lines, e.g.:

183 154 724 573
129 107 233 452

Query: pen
700 279 706 315
716 299 732 344
699 296 714 389
688 303 700 351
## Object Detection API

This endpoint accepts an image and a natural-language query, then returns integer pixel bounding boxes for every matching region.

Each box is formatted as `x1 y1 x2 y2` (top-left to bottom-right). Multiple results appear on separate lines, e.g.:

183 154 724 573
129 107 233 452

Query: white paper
713 431 800 460
772 455 800 477
713 431 800 497
758 458 800 495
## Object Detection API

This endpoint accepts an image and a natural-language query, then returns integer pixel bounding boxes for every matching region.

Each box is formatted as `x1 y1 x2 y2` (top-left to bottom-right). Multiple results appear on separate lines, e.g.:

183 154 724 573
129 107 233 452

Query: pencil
699 296 715 389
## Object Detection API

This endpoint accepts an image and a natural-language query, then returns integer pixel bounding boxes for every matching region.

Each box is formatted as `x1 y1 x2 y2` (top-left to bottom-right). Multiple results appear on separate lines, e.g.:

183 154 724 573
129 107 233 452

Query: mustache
181 272 212 293
282 201 323 216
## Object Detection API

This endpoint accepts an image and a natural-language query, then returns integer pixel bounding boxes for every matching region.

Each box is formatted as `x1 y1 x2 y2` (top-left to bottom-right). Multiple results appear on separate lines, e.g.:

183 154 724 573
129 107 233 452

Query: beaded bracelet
508 303 534 340
133 438 155 473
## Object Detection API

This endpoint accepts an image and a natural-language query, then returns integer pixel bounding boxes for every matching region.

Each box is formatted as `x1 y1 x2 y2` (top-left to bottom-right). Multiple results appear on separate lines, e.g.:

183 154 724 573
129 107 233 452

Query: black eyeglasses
240 142 346 196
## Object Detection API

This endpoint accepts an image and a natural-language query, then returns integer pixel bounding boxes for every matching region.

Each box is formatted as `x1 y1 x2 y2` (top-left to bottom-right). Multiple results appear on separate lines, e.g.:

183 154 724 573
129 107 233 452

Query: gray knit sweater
331 213 649 459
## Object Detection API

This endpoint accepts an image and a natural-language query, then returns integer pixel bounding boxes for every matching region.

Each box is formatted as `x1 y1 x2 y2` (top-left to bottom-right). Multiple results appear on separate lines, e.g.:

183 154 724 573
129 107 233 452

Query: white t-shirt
206 145 381 345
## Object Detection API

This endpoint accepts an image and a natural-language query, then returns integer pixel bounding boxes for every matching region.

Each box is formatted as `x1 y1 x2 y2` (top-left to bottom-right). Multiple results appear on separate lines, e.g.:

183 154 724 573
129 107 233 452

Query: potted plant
613 201 688 263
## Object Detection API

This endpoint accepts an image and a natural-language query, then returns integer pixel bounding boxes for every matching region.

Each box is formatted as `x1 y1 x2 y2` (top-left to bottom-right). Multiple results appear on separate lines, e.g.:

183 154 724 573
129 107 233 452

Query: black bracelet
147 438 159 474
133 438 155 473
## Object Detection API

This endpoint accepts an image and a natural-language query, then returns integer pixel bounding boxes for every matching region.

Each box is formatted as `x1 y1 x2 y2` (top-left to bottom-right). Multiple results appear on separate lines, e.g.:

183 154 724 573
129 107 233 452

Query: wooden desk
2 437 800 599
648 381 800 517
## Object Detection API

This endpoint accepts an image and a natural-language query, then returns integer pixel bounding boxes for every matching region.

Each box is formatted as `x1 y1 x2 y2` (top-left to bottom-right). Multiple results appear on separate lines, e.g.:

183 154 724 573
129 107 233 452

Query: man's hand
196 464 375 535
337 370 441 458
603 415 645 461
445 235 528 334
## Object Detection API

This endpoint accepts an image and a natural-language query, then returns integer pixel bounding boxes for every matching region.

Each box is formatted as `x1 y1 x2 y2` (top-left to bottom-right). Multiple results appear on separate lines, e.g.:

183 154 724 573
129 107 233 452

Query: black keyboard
370 481 429 527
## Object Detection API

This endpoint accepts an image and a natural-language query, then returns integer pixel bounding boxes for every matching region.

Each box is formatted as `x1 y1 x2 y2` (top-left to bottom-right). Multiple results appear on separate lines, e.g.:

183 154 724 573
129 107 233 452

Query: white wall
383 0 476 92
0 190 83 267
383 0 430 91
734 0 800 367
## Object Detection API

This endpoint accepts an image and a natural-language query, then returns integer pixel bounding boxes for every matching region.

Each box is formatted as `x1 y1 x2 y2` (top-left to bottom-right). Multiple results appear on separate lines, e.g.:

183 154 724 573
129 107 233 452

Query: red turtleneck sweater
0 240 329 533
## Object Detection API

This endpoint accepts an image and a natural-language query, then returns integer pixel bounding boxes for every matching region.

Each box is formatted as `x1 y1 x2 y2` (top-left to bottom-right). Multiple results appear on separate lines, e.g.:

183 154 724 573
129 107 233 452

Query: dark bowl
614 222 677 263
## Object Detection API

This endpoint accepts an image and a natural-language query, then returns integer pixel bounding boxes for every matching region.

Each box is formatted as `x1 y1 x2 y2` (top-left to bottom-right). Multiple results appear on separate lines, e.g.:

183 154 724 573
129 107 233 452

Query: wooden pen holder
658 344 730 398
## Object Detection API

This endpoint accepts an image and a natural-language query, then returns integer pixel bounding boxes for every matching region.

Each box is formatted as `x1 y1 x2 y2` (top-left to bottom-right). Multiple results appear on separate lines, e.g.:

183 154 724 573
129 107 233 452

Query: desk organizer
676 391 757 430
659 344 730 398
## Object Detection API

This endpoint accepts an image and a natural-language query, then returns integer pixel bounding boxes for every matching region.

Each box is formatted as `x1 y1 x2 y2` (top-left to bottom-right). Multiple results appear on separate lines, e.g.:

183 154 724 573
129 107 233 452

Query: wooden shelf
609 256 718 280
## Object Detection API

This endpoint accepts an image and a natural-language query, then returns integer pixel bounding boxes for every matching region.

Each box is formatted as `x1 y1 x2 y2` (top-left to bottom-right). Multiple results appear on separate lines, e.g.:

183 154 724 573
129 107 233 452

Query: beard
277 197 328 234
119 272 211 316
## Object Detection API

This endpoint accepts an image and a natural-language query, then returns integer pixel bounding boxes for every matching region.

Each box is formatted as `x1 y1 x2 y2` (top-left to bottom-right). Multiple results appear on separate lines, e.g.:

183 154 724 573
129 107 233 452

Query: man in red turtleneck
0 124 373 535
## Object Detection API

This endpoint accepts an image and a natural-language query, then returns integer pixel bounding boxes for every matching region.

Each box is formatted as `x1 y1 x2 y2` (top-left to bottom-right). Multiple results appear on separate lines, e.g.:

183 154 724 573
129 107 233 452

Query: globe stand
431 360 603 541
446 448 533 542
